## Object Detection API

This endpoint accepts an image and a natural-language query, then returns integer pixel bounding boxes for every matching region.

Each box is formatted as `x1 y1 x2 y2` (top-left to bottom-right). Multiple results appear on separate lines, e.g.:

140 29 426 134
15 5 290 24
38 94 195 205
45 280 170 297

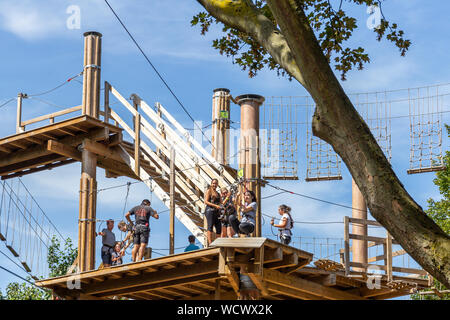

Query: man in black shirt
125 199 159 262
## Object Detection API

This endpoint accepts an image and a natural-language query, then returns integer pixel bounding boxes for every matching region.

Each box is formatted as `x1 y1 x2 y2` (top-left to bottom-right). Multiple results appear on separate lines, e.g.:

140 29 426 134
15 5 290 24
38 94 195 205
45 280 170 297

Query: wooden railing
343 216 428 281
16 93 83 133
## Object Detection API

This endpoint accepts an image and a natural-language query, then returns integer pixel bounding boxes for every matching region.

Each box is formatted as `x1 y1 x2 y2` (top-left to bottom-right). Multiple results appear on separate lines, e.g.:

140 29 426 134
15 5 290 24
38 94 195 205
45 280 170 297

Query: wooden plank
0 154 67 176
392 266 427 276
210 237 267 249
265 253 298 269
0 126 110 168
83 261 219 295
9 140 29 149
24 136 45 145
81 139 124 162
266 282 324 300
348 217 382 227
21 106 82 126
1 159 77 180
47 140 82 160
263 247 283 264
0 145 13 153
263 268 365 300
95 273 221 298
349 233 399 245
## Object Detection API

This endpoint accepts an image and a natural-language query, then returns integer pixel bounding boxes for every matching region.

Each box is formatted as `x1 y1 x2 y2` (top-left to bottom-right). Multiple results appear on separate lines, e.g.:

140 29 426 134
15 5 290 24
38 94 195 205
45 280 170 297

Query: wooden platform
35 238 427 300
0 115 124 180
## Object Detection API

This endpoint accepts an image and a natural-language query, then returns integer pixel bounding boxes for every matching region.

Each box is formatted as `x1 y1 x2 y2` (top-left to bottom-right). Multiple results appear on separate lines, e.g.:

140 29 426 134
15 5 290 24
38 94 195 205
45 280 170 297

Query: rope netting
0 178 63 280
260 83 449 181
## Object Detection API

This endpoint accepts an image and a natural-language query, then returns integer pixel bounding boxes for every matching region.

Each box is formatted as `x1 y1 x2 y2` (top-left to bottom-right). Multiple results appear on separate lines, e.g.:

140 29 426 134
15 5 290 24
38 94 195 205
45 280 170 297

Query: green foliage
47 236 78 278
426 125 450 235
0 280 51 300
411 125 449 300
1 236 77 300
192 0 410 80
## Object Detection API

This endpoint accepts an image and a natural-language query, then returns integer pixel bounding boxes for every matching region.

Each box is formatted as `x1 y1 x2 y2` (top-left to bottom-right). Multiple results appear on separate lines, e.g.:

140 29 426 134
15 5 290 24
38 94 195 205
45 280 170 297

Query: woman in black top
204 178 222 245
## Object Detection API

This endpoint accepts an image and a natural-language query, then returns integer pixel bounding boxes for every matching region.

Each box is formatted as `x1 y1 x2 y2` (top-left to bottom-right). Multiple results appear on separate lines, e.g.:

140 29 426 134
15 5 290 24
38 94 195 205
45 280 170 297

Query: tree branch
196 0 306 87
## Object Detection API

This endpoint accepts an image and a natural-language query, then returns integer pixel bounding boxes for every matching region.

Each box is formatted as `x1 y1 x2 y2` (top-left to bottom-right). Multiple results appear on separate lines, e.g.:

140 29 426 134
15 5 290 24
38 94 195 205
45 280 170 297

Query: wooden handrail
21 105 82 127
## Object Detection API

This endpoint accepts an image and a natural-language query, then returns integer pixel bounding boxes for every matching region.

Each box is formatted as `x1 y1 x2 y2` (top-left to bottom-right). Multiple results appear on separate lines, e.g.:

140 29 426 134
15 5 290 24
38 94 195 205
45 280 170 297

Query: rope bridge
0 178 63 280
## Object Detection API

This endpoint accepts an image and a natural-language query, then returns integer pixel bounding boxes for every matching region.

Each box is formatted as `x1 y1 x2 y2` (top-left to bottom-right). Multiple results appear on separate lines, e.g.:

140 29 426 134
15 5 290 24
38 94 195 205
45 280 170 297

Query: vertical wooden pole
82 31 102 118
386 232 393 282
235 94 264 237
134 114 141 176
215 279 222 300
16 93 24 133
78 31 101 272
104 81 110 124
344 216 350 276
212 89 231 166
351 178 368 272
169 147 176 255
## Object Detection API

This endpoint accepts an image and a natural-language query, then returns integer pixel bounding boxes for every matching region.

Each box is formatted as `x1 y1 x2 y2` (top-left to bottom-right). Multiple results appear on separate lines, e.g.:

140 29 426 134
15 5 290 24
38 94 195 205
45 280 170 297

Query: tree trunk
196 0 450 287
264 0 450 287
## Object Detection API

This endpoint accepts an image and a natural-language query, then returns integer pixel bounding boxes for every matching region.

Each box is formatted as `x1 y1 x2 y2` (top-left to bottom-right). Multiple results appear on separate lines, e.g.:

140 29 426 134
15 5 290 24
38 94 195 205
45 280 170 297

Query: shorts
280 235 292 245
133 224 150 245
101 246 113 265
205 207 222 234
221 213 236 227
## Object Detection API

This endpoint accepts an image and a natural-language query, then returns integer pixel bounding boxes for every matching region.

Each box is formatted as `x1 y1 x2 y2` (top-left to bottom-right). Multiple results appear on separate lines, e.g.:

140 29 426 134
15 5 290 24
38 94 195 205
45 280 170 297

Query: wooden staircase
104 83 238 245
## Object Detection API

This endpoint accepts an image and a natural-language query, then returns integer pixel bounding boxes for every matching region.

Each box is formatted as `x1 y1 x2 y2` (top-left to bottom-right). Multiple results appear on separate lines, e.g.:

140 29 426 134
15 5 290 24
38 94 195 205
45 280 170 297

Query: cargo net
305 99 343 181
261 96 299 180
351 92 392 163
408 85 446 174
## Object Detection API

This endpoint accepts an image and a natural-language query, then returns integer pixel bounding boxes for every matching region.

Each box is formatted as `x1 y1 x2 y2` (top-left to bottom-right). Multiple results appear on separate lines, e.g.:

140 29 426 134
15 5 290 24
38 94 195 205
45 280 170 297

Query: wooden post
344 216 350 276
82 31 102 118
215 279 221 300
386 232 393 282
78 31 101 272
212 88 230 166
169 147 176 255
16 93 24 133
351 178 368 272
235 94 265 237
104 81 110 124
134 114 141 176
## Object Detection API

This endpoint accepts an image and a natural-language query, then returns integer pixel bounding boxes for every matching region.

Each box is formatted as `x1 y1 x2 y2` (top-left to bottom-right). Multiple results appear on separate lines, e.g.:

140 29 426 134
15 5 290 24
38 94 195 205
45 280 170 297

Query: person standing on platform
97 219 116 268
125 199 159 262
204 179 222 245
271 204 294 245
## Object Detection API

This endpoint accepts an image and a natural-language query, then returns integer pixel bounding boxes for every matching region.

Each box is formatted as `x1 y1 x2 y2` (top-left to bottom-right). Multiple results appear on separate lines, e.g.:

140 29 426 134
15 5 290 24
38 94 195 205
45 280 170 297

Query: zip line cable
0 98 16 109
0 265 48 292
27 72 83 98
103 0 215 151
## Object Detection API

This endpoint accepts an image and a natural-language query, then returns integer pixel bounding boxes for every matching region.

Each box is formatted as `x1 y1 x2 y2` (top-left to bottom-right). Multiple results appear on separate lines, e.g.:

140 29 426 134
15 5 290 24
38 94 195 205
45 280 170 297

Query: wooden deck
36 238 427 300
0 115 124 180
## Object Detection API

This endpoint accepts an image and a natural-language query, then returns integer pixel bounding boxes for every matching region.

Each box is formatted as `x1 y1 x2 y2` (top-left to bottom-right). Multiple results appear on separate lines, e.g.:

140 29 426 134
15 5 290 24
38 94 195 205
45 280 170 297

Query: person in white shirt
270 205 294 245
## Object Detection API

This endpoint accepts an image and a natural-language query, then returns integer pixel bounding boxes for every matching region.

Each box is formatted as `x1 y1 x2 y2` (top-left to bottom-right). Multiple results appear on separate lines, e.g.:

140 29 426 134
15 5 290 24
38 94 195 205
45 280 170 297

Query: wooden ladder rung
21 262 32 273
6 245 19 257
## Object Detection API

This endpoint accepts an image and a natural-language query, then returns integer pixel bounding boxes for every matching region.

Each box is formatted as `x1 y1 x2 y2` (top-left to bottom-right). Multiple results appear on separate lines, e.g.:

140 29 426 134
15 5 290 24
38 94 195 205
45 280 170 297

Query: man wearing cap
97 219 116 267
125 199 159 262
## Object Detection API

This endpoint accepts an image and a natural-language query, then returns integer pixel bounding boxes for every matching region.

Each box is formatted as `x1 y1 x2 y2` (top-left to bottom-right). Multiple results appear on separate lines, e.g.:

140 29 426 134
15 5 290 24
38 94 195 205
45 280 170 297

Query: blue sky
0 0 448 299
